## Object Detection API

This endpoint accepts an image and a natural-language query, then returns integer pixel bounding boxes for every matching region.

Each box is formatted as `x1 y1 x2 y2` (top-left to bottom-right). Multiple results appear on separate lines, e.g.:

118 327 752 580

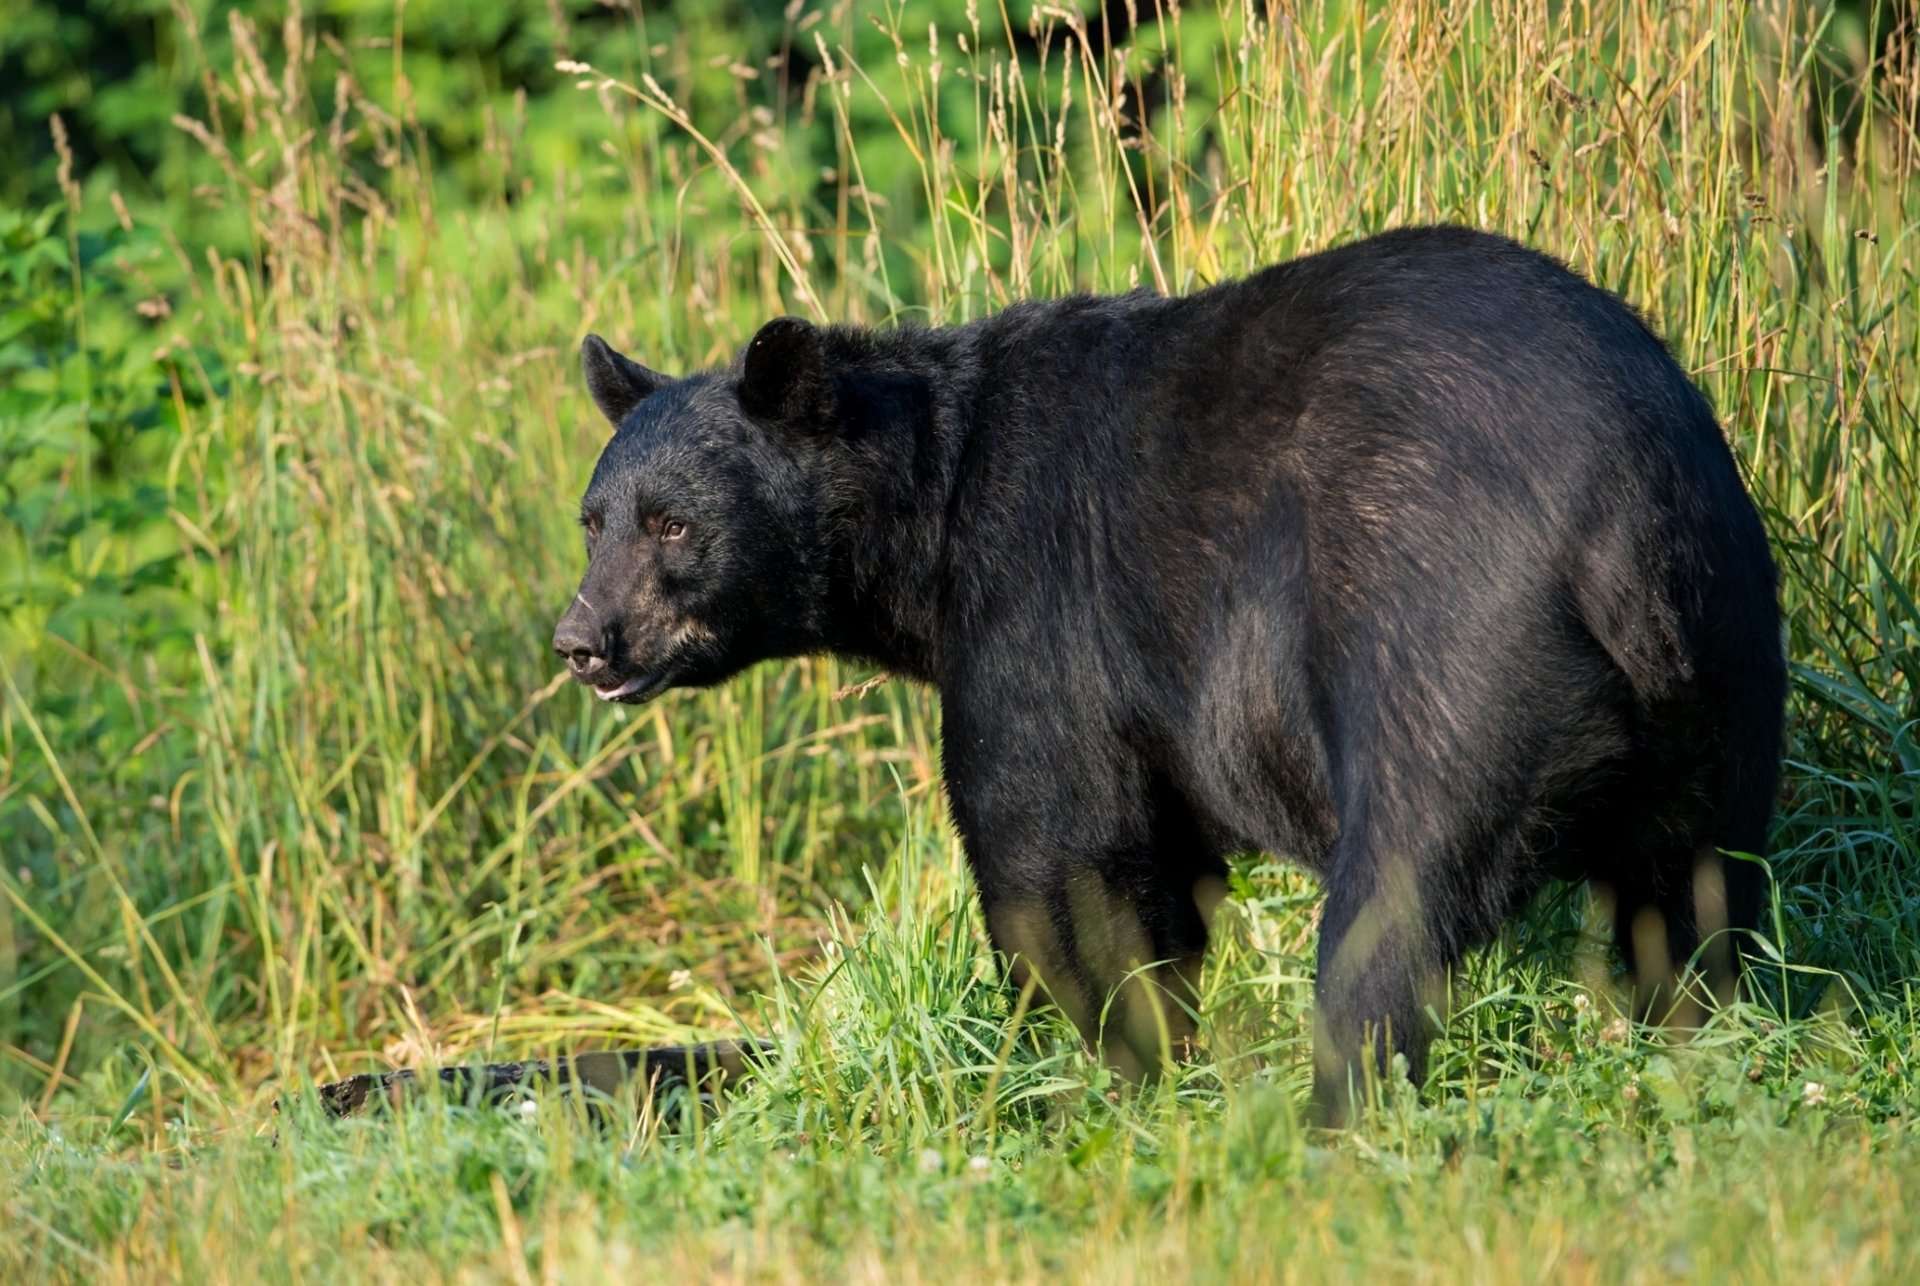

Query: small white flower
518 1099 538 1117
668 969 693 991
966 1154 992 1180
1572 992 1590 1014
1802 1081 1828 1107
917 1148 943 1175
554 59 592 74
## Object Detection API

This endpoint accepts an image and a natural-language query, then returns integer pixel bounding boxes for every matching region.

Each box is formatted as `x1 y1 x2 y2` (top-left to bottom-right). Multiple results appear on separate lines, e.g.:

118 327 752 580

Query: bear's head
551 318 835 704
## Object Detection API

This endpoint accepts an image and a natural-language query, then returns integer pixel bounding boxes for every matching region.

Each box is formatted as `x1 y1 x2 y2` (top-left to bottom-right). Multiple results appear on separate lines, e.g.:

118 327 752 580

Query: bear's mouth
593 668 673 704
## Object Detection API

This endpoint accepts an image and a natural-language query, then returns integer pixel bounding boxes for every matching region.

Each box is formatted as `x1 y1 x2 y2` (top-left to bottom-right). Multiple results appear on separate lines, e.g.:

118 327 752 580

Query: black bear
551 225 1786 1121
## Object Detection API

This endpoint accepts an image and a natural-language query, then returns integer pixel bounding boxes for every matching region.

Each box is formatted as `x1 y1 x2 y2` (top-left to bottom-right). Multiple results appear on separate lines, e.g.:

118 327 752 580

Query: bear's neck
813 323 985 683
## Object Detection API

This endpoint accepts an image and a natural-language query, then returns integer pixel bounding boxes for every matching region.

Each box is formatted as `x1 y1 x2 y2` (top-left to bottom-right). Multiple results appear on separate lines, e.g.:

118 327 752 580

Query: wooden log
300 1039 773 1119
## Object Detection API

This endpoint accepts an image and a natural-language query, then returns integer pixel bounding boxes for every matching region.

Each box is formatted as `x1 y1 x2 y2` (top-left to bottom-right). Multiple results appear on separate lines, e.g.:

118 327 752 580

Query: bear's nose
552 618 608 679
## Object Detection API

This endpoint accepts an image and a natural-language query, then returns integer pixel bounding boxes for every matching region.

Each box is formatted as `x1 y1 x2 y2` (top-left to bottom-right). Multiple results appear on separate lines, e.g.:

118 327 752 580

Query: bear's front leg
978 862 1215 1081
943 719 1221 1081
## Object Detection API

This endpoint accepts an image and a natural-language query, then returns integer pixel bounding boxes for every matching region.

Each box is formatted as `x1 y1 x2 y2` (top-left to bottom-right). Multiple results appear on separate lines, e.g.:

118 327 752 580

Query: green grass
3 0 1918 1279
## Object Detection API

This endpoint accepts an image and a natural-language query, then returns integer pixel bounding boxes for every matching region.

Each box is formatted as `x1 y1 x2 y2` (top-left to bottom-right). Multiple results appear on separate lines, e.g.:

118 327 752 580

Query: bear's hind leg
1605 865 1701 1023
1310 841 1453 1126
1606 841 1764 1025
1308 796 1544 1126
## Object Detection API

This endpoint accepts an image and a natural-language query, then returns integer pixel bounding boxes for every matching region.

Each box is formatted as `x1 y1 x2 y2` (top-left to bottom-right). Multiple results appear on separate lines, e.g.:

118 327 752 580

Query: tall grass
2 0 1917 1278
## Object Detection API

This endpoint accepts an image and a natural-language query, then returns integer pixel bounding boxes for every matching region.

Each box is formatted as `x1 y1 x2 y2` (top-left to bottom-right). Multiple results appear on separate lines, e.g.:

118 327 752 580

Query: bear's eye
661 518 688 542
581 514 601 541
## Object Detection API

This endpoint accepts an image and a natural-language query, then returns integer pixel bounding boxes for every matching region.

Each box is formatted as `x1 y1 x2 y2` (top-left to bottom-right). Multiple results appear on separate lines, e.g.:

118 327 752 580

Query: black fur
551 226 1786 1122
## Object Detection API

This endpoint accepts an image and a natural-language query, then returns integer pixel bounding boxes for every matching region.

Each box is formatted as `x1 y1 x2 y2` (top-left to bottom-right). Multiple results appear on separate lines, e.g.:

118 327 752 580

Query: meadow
1 0 1917 1278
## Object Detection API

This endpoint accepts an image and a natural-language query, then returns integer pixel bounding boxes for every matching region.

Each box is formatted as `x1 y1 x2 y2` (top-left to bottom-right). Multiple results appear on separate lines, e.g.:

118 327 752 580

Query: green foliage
0 203 206 658
0 0 1917 1278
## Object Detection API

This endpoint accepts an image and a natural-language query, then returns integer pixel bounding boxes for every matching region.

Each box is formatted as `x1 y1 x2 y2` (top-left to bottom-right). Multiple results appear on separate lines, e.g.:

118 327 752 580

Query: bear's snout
551 603 608 680
552 590 683 705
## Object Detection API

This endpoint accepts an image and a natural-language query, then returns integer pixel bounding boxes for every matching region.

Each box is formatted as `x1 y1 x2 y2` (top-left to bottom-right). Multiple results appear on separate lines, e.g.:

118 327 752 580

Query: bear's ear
740 316 834 428
581 334 669 429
